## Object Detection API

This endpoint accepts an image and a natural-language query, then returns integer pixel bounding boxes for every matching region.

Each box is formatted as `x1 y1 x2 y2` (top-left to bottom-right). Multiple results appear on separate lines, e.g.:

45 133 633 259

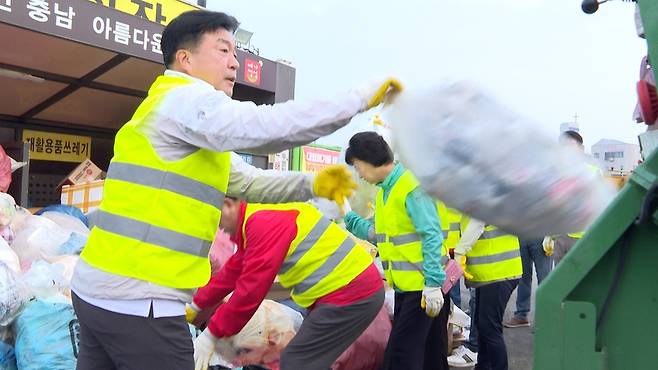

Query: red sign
244 58 261 86
301 146 340 173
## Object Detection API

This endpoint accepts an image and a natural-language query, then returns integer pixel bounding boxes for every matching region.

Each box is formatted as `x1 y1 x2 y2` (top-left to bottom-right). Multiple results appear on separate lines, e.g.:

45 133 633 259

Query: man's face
351 159 381 184
183 28 240 96
219 198 240 235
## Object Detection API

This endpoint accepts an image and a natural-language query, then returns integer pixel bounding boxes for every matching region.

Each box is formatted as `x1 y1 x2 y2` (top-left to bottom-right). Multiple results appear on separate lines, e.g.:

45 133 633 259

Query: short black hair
560 130 583 145
161 10 239 68
345 131 394 167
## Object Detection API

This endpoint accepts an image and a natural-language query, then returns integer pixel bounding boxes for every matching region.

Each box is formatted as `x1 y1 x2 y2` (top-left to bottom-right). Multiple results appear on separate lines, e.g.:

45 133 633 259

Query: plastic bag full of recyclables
210 300 302 370
383 81 617 238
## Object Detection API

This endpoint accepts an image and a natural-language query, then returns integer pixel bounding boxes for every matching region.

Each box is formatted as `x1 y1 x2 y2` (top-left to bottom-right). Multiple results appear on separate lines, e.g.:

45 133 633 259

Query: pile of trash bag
384 81 617 238
0 192 89 370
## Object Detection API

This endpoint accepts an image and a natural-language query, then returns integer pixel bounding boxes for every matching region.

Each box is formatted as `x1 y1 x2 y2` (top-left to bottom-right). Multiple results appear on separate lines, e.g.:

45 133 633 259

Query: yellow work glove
185 303 200 324
313 165 358 207
454 252 474 280
355 78 404 111
542 236 554 257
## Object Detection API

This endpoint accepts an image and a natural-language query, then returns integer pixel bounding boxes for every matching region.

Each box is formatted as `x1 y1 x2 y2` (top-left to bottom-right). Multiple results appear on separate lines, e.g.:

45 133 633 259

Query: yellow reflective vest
81 75 230 289
244 203 373 308
437 203 462 250
462 218 522 287
375 170 448 292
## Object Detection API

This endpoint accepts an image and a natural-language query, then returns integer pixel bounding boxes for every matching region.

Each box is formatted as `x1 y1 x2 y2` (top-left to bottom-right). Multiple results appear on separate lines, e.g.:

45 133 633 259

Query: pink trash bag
332 307 392 370
0 146 11 193
209 228 235 274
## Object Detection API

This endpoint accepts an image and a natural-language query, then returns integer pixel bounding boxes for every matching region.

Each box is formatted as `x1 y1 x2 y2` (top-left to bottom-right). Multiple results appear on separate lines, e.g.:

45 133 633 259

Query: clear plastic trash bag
10 216 70 270
383 82 617 238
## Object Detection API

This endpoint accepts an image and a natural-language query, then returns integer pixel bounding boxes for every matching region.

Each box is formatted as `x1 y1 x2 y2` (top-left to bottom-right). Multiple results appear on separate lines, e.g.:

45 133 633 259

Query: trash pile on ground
0 194 86 370
0 192 469 370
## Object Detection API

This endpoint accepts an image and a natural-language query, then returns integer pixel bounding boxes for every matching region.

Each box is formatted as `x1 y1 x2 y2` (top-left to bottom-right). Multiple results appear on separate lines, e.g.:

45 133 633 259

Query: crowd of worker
68 9 599 370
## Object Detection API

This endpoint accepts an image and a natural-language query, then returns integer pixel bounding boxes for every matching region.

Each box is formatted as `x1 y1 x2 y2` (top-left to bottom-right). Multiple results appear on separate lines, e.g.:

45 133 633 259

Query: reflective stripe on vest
279 217 333 274
108 162 225 209
243 203 373 308
374 233 420 245
461 219 522 286
466 249 521 266
479 229 508 240
94 210 212 257
382 256 449 271
80 74 230 289
293 236 356 294
390 233 421 245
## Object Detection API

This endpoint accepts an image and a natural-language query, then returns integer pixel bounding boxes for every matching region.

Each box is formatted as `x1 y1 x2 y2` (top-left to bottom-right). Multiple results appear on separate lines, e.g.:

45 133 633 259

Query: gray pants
72 292 194 370
280 288 385 370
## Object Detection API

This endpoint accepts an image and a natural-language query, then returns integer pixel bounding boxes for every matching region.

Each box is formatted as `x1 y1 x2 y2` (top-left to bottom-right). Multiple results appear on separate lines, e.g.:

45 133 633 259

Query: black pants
381 291 450 370
474 279 519 370
72 292 194 370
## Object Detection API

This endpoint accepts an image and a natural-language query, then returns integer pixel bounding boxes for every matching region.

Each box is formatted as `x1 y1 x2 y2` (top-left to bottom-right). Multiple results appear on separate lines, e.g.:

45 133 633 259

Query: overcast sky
211 0 647 152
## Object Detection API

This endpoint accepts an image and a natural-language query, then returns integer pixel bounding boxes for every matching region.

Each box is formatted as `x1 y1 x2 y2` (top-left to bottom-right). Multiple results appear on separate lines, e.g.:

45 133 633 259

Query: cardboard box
61 179 104 213
57 159 103 189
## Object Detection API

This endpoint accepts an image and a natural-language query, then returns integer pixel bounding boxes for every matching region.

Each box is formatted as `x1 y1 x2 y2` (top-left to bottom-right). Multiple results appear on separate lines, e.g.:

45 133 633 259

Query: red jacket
193 201 383 338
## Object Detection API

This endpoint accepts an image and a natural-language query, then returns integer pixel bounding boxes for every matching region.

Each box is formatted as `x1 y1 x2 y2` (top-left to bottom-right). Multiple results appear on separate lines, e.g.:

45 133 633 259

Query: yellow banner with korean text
22 130 91 162
88 0 199 26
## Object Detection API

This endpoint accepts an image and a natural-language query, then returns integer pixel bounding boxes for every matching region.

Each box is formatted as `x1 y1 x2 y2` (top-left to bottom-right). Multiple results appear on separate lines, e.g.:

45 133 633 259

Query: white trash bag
383 82 617 238
212 300 302 369
0 262 29 326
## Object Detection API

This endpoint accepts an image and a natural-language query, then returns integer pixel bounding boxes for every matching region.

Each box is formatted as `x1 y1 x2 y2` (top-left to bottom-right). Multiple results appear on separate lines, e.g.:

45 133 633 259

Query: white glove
353 77 403 111
421 286 444 317
193 329 218 370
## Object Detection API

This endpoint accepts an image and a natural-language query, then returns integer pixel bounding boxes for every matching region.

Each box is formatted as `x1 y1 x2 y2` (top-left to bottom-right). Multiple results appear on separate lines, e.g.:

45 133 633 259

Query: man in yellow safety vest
70 10 401 370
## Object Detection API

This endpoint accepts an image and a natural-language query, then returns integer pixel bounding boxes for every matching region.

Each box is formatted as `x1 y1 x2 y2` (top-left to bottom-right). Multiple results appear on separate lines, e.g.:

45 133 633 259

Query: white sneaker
448 345 478 368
